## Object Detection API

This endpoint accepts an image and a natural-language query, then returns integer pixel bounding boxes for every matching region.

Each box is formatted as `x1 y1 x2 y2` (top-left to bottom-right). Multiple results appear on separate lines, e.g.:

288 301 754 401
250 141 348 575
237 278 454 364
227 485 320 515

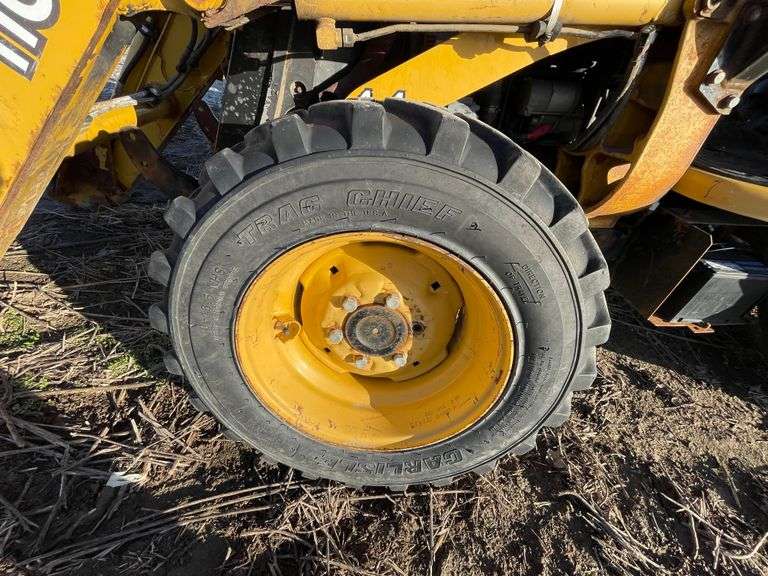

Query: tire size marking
0 0 60 79
199 264 240 341
312 449 463 477
347 189 462 222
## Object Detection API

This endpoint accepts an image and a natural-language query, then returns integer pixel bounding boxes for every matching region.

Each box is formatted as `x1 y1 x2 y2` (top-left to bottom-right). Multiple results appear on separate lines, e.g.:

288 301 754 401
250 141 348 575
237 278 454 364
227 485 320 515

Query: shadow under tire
149 99 611 488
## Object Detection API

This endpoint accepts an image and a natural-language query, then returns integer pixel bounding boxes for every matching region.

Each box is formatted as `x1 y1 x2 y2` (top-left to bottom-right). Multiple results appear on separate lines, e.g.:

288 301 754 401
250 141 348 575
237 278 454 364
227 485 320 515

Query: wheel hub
344 305 409 357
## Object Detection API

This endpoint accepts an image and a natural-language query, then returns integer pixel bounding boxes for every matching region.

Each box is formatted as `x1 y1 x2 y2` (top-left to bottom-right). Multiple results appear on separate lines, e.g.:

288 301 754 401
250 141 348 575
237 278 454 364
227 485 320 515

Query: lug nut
393 353 408 368
353 355 369 369
342 296 359 313
384 293 401 309
327 328 344 345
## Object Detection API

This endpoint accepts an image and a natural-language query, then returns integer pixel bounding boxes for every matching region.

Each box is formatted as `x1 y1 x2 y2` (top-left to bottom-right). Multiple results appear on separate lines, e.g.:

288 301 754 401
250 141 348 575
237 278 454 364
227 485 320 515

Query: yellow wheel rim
234 232 514 451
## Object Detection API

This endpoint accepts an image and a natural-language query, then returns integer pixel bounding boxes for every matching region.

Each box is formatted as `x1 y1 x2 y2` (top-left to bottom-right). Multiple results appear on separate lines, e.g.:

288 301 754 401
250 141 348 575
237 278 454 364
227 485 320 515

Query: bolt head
393 353 408 368
353 355 369 369
719 94 741 110
342 296 359 313
706 69 726 85
327 328 344 345
384 293 401 309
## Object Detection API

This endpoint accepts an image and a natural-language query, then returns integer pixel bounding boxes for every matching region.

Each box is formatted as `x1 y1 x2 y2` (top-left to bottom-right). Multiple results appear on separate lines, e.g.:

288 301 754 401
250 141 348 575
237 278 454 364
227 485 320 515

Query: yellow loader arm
0 0 227 258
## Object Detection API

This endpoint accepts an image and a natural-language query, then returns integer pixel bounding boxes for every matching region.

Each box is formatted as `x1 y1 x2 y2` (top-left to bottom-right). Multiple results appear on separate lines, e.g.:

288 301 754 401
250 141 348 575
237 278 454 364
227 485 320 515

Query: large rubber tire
147 99 611 488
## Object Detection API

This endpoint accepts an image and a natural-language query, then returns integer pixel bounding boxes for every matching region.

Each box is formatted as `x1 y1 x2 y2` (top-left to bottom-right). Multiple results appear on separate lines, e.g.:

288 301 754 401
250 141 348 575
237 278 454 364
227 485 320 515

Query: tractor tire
147 99 611 488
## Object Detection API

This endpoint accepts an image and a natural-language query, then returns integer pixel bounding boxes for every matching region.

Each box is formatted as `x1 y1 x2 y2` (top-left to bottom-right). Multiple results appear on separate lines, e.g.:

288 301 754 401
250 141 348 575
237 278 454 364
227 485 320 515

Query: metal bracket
119 130 197 198
527 0 563 44
699 2 768 114
611 208 714 333
695 0 738 19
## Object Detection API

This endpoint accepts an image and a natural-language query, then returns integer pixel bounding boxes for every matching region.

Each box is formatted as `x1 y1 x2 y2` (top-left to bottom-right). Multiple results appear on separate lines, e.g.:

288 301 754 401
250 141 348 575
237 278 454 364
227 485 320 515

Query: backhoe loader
0 0 766 488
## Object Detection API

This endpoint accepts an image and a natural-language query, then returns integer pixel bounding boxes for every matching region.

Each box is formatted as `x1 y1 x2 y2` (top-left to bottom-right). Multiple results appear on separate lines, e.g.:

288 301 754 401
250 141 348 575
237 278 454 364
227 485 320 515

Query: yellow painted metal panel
297 0 683 26
120 0 224 15
347 33 591 106
674 167 768 223
0 0 225 258
0 0 123 258
109 14 229 190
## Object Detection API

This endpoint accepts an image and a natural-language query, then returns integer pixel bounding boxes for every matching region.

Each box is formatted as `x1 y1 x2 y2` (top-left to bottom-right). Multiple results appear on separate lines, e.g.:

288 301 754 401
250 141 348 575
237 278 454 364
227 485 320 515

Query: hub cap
344 305 409 357
234 232 514 451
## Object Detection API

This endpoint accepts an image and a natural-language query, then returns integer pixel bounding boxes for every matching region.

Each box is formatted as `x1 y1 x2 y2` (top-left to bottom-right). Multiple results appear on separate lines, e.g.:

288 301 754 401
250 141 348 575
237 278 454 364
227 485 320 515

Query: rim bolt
705 69 726 85
327 328 344 345
719 94 741 111
393 353 408 368
353 355 369 370
384 293 401 309
342 296 359 313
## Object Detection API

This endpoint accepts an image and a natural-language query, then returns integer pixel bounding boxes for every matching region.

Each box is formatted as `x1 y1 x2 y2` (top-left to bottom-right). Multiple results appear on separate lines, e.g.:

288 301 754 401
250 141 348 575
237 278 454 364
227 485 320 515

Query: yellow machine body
0 0 766 256
0 0 227 257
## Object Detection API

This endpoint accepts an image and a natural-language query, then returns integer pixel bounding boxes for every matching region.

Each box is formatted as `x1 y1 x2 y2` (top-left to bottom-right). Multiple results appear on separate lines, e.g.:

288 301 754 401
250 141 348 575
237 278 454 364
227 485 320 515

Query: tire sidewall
170 151 582 486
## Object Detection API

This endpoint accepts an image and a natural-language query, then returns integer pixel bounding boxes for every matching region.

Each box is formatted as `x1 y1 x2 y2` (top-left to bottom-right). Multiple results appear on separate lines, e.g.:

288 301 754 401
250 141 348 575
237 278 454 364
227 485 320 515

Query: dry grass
1 123 767 575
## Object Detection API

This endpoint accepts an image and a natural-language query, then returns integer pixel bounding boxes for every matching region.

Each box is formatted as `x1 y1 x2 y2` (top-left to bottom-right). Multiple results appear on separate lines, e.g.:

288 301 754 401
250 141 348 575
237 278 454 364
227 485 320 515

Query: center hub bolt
393 352 408 368
353 355 369 370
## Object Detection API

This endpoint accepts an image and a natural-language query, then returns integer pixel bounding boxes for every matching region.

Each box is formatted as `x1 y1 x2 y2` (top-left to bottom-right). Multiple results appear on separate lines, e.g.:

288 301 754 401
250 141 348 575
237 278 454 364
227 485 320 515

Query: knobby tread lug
205 148 245 195
163 351 183 376
148 250 172 287
383 98 469 162
571 352 598 392
243 123 277 156
522 182 556 226
585 323 612 347
498 153 542 200
379 109 431 155
240 149 276 178
550 207 588 244
148 304 169 334
164 196 197 239
579 267 611 298
460 113 522 185
306 101 352 143
271 114 312 162
191 182 219 212
429 113 472 164
348 100 391 150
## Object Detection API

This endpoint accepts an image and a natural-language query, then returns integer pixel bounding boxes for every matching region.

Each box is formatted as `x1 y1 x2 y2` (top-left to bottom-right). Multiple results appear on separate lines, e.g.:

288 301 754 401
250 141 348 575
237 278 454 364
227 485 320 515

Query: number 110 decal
0 0 60 80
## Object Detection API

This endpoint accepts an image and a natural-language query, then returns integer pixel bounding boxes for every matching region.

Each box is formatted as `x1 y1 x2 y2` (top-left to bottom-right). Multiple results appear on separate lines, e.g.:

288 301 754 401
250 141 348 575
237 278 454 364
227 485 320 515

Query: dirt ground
1 117 767 576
